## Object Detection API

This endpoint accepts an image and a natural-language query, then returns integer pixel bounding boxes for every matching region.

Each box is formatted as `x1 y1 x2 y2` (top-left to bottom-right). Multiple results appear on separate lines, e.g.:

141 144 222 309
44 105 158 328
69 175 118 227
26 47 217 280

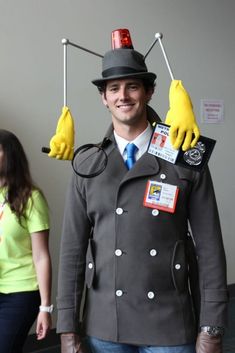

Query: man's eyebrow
107 83 119 88
107 79 141 89
127 81 141 85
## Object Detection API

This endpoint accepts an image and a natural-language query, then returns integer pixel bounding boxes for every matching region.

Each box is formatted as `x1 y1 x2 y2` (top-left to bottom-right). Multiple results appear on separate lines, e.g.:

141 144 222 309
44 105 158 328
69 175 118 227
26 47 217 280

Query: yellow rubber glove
48 106 75 160
165 80 200 151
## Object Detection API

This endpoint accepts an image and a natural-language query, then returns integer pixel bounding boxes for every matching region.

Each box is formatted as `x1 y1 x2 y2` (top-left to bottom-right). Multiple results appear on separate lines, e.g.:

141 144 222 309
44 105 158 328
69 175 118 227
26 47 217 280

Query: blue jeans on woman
86 336 196 353
0 290 40 353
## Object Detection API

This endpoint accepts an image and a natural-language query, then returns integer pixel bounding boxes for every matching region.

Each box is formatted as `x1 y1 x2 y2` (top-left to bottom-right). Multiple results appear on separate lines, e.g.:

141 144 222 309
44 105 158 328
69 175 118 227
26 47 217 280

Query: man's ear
146 88 154 103
101 92 108 107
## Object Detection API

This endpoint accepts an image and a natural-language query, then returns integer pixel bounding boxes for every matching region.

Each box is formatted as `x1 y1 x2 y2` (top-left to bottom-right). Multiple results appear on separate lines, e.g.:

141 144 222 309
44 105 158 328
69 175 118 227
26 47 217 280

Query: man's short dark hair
97 78 156 94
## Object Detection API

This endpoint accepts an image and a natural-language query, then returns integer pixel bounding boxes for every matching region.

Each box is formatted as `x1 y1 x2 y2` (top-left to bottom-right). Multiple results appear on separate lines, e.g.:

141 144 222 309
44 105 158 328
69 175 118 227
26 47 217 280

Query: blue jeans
86 336 196 353
0 290 40 353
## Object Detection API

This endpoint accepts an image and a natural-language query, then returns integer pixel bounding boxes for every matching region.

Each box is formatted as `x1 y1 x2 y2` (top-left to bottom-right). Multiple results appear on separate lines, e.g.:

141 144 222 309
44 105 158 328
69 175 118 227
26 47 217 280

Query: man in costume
56 33 228 353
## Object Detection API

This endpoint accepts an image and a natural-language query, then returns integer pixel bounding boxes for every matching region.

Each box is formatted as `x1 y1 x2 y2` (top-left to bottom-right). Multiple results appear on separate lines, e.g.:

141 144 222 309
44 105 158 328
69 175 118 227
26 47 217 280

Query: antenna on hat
62 38 104 58
144 32 175 80
42 38 104 160
61 39 103 106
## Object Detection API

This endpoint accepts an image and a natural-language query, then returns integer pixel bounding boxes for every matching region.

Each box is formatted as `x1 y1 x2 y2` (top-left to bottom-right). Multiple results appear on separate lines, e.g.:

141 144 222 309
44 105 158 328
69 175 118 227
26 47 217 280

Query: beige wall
1 0 235 329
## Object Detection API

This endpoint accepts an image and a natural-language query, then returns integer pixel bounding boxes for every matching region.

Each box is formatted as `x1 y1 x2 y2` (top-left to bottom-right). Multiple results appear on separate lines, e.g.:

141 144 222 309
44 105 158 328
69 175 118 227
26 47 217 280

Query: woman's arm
32 230 52 340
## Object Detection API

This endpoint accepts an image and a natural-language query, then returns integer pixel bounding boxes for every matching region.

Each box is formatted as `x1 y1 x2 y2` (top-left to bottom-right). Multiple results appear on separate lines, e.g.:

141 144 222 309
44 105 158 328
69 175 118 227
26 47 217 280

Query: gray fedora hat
92 48 156 87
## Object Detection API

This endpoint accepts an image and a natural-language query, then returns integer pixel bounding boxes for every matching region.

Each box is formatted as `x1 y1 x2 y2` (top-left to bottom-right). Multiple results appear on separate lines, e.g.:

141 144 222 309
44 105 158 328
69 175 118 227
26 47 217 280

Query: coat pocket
85 238 95 289
171 240 187 293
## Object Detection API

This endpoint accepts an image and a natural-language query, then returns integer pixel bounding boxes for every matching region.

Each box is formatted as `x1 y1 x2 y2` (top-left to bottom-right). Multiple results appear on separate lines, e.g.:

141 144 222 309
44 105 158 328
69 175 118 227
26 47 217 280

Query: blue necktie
125 143 138 170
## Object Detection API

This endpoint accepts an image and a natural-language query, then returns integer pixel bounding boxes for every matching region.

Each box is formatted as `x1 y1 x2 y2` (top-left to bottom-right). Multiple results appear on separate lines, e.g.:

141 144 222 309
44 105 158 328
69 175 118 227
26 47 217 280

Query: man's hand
196 332 223 353
48 106 75 160
61 333 87 353
165 80 200 151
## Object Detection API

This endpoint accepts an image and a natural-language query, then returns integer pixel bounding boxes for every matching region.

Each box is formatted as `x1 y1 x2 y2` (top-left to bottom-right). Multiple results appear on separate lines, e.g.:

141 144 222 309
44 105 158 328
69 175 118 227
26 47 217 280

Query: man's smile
116 103 135 110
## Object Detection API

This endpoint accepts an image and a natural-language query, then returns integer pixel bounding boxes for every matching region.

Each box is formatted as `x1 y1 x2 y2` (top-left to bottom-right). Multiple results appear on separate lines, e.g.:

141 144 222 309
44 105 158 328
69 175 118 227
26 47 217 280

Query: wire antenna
144 33 175 80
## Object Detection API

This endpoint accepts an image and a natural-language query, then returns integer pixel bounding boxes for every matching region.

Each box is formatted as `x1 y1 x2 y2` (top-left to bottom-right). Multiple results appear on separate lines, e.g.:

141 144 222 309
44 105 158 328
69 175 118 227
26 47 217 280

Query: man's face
102 78 153 129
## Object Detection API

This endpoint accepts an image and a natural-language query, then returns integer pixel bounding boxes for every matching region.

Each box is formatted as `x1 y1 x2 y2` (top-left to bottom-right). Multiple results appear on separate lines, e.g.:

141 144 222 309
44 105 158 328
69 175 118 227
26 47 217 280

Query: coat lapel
122 152 160 183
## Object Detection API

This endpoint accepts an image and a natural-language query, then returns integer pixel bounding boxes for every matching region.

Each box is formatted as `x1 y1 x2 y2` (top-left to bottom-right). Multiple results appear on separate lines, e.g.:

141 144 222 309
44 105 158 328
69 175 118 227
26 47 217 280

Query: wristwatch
200 326 224 337
39 304 54 313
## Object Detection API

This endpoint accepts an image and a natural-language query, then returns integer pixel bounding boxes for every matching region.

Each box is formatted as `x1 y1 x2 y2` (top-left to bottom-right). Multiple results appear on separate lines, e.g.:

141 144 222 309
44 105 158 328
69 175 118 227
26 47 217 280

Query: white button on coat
150 249 157 256
152 209 159 216
160 173 166 180
116 290 123 297
88 262 93 269
175 264 181 270
147 291 155 299
116 208 123 215
115 249 123 256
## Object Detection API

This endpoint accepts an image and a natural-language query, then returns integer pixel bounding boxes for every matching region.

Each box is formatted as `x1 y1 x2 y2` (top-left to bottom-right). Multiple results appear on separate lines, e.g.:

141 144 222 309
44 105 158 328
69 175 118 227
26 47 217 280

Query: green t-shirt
0 188 50 293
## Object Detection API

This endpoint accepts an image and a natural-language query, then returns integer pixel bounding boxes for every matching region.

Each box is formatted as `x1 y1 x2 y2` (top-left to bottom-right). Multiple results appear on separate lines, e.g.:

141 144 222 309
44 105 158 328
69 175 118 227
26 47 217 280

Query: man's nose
119 87 129 100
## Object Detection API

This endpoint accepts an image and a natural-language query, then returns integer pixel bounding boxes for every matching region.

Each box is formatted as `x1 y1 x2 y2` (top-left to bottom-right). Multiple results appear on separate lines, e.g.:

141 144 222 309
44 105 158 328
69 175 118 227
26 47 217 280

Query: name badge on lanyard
143 180 179 213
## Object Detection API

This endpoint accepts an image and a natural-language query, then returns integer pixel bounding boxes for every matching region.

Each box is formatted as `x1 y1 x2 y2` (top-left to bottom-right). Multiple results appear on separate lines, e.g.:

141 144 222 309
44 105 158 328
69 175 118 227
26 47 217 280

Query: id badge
148 123 216 172
143 180 179 213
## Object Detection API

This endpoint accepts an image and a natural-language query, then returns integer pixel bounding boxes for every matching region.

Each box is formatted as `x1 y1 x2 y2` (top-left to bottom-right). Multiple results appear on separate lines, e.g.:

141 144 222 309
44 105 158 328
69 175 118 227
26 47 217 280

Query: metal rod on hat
144 37 159 60
65 39 104 58
62 39 68 106
154 33 175 80
61 37 104 106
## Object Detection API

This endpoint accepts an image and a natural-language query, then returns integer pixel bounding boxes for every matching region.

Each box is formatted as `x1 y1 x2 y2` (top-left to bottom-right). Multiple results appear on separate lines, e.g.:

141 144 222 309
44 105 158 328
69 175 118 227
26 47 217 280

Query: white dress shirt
114 122 152 162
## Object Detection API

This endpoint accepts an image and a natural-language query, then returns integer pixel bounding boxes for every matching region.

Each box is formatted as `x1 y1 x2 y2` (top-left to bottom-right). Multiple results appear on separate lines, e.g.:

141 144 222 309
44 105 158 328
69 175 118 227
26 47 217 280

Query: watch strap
200 326 224 336
39 304 54 313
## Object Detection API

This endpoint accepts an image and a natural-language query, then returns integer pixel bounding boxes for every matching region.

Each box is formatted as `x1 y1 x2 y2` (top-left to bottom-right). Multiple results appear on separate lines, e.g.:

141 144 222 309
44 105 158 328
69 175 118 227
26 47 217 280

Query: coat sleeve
188 167 228 328
56 173 91 334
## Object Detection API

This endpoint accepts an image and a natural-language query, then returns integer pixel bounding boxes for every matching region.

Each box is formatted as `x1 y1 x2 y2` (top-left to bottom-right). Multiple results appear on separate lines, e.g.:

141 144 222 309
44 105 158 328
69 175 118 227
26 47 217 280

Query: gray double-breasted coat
57 110 228 346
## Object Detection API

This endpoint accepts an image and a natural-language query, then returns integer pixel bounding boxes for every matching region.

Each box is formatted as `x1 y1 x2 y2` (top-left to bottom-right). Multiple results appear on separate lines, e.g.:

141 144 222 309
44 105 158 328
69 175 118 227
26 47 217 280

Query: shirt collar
114 122 153 158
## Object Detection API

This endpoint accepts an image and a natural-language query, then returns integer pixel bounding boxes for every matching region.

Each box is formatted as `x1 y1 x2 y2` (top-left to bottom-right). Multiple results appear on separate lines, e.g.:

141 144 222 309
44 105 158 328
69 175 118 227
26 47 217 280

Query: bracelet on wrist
39 304 54 313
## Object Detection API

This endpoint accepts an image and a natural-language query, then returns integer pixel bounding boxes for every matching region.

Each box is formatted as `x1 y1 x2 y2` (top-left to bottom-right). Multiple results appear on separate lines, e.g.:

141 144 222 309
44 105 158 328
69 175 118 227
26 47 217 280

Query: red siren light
111 29 134 49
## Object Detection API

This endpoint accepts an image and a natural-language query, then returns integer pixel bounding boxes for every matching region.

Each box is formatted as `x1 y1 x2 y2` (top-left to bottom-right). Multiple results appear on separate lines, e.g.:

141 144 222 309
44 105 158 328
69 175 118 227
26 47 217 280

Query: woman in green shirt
0 129 52 353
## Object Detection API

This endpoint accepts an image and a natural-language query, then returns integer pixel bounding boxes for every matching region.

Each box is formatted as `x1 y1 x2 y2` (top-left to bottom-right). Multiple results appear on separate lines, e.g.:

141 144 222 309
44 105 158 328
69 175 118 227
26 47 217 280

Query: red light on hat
111 29 134 49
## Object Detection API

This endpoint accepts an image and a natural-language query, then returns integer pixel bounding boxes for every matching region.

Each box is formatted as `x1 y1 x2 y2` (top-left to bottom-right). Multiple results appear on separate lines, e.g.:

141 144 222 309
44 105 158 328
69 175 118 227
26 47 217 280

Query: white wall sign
200 99 224 124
